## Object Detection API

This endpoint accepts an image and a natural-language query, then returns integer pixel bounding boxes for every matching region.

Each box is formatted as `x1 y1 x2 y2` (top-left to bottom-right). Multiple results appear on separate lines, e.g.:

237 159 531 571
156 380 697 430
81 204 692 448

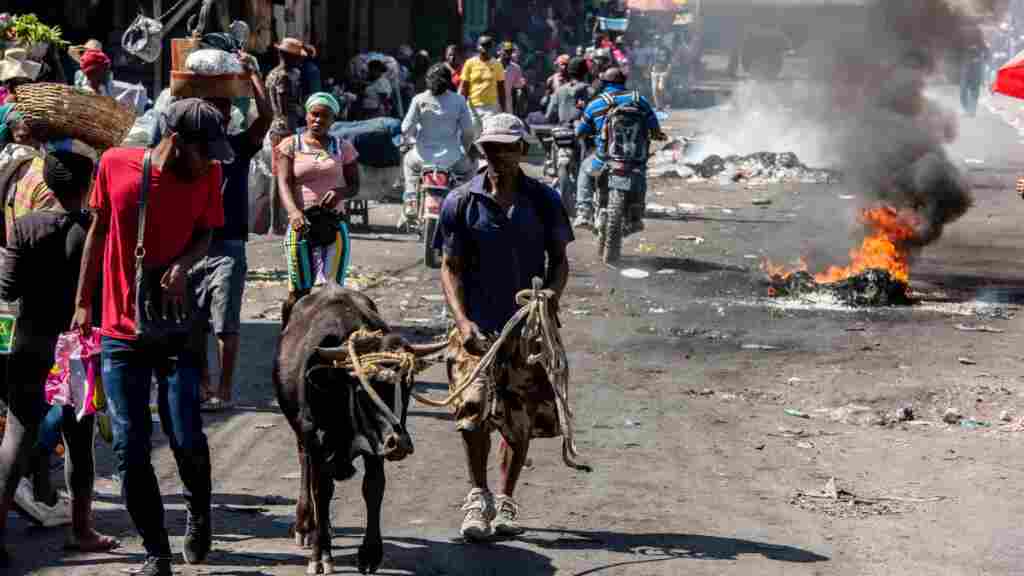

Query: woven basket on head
11 83 136 151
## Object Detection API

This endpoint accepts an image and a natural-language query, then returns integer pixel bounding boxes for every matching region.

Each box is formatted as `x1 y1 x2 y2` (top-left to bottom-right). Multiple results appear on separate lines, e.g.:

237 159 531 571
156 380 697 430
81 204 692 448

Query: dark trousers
102 336 211 558
0 353 49 532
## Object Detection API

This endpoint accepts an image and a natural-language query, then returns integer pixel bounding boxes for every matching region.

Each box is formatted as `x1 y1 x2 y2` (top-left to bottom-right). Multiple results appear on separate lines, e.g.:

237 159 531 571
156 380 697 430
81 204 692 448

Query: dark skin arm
498 81 507 113
441 253 486 348
276 141 307 232
72 209 109 331
244 61 273 147
319 161 360 211
544 243 570 303
158 228 212 321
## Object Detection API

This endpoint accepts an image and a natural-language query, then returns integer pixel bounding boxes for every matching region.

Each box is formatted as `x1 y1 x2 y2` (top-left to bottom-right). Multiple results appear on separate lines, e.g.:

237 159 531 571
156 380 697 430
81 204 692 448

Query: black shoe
132 556 172 576
183 511 211 565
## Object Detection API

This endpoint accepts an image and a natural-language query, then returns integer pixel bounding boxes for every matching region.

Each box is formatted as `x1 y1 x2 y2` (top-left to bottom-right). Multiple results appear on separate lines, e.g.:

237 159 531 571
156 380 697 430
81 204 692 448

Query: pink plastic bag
46 331 105 421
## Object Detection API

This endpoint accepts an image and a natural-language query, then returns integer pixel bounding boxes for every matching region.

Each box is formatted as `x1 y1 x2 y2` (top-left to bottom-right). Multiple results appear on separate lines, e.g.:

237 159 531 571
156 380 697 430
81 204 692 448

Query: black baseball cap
162 98 233 162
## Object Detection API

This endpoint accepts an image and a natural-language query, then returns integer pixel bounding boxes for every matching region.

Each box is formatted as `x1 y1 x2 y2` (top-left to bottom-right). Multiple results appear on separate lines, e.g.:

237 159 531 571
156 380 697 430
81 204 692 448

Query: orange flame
764 206 918 285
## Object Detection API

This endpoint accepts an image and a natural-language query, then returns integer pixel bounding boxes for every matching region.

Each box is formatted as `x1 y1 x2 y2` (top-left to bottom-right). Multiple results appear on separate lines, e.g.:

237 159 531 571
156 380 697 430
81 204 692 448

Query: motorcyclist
400 63 475 227
590 48 614 91
546 57 592 126
574 67 665 233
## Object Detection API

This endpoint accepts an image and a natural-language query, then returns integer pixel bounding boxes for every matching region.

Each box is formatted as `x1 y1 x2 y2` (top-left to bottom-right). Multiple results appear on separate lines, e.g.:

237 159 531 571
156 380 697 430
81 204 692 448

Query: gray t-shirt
402 90 472 169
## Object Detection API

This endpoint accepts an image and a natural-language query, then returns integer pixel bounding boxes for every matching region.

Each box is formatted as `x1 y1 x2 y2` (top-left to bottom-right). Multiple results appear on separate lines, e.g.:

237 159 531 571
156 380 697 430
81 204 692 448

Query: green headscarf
305 92 341 117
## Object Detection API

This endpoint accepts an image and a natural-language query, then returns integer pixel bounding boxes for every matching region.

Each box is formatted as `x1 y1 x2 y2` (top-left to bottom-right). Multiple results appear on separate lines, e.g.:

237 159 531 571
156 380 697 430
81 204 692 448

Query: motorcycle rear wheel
602 188 625 264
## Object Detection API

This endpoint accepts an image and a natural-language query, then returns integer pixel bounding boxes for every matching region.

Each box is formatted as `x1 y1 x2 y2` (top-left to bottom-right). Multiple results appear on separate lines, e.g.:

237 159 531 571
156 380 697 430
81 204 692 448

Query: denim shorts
192 239 248 336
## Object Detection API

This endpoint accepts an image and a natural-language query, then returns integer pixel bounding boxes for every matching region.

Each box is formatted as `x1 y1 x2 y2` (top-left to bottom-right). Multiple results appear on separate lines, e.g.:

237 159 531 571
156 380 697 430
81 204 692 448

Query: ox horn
316 346 348 362
408 340 448 357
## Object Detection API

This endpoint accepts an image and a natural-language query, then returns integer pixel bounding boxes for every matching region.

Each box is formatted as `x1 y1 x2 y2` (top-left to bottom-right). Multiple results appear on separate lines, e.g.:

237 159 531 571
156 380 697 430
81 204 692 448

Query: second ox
274 285 445 574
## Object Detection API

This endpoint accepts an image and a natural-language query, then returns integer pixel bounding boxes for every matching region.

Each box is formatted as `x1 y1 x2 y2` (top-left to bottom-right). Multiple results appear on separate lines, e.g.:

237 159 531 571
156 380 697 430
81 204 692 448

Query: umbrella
993 50 1024 99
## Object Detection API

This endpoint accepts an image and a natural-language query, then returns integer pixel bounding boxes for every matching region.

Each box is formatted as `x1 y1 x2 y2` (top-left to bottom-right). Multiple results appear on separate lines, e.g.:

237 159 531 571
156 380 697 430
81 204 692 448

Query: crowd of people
0 3 677 572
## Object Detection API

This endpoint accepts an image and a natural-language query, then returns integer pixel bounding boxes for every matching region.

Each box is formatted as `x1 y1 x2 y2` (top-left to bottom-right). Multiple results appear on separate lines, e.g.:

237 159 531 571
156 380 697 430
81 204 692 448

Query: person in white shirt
400 63 475 224
362 60 393 118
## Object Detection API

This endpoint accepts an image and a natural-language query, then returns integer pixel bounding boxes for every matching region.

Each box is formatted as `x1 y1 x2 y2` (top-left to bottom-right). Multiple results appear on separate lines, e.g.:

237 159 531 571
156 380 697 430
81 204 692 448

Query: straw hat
0 48 43 83
275 37 313 58
68 39 104 64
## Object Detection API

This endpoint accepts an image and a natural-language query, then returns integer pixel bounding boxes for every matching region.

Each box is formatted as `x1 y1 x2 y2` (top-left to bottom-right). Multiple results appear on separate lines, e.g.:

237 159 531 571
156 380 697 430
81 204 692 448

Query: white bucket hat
0 47 42 83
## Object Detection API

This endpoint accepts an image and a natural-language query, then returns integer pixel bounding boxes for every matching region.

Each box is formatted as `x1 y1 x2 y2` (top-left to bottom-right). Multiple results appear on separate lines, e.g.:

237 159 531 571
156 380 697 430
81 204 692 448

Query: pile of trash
650 143 839 185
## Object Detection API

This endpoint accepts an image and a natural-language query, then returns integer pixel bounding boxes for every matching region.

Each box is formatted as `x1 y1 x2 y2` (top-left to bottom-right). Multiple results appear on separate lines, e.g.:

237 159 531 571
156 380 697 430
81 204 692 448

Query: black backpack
599 90 650 164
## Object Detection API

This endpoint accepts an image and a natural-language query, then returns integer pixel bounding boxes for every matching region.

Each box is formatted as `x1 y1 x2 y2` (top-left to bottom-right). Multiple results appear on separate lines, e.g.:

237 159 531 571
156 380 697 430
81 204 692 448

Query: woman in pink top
276 93 360 323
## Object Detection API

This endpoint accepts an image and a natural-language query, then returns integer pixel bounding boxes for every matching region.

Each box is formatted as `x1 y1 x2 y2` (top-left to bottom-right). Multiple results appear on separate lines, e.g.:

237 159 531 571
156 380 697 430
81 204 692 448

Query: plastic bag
185 49 243 76
46 331 105 421
122 14 164 64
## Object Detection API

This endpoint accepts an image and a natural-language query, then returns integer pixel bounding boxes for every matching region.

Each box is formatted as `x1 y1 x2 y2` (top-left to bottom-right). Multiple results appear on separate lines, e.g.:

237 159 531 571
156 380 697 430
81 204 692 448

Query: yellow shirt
461 56 505 108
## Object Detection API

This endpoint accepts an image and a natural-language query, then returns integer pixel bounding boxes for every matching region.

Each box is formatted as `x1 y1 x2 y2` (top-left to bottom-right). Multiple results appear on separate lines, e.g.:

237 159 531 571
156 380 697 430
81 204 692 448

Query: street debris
796 441 815 449
743 344 780 351
280 472 301 480
676 235 705 244
942 408 963 424
1000 410 1014 422
751 198 773 206
960 418 990 430
954 324 1004 333
838 194 856 200
827 403 888 427
767 269 910 307
785 409 811 419
895 405 915 422
254 423 277 430
656 269 679 275
958 357 977 365
621 269 651 279
791 477 946 519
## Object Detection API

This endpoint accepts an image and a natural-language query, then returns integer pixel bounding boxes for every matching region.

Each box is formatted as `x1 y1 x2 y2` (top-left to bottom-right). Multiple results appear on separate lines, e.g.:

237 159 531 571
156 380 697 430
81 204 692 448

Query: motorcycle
415 164 457 269
594 129 666 264
547 125 581 218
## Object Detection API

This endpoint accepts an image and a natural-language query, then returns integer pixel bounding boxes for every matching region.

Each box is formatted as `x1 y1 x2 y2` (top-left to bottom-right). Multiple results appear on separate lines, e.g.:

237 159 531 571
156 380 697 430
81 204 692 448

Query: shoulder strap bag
133 149 198 347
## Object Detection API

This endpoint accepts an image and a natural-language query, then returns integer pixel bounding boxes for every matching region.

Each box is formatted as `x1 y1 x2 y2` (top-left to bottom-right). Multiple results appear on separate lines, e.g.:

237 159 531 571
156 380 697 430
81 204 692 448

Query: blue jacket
576 83 659 171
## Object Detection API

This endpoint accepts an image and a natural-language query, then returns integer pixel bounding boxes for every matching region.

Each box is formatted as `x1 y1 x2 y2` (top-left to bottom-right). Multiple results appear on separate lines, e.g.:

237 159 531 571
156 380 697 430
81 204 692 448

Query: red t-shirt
90 148 224 340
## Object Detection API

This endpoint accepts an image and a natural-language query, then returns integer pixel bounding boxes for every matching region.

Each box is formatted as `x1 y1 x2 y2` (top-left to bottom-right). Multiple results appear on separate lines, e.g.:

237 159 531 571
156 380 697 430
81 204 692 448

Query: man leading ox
434 113 573 540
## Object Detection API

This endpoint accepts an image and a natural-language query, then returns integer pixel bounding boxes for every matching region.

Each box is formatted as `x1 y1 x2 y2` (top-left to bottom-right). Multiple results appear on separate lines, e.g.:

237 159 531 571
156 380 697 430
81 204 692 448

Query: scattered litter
845 324 867 332
895 406 915 422
838 194 856 200
960 418 990 430
958 357 977 365
786 377 803 384
254 423 277 430
1000 410 1014 422
942 408 963 424
280 472 301 480
699 388 714 396
751 198 772 206
796 441 815 449
405 318 433 324
636 242 657 254
793 476 946 518
721 208 735 214
569 308 592 317
656 269 679 275
621 269 650 279
648 308 668 314
421 294 446 302
955 324 1004 334
676 203 704 213
828 403 887 426
785 408 811 419
742 344 780 351
624 418 642 428
676 235 705 244
744 254 760 260
755 443 766 450
963 158 985 165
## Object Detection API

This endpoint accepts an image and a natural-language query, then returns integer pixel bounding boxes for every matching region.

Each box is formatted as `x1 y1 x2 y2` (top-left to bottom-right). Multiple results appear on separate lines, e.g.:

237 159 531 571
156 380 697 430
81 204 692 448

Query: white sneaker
459 488 495 542
12 479 71 527
492 495 525 536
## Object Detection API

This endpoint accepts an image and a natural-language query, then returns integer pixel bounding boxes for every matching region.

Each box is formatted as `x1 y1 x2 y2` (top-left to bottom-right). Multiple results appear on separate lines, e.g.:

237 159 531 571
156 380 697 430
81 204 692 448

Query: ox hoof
357 542 383 574
307 559 321 575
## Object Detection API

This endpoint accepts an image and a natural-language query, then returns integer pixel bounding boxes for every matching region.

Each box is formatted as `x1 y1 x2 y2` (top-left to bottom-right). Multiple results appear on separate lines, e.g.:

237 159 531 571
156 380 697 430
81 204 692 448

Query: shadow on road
616 255 748 274
522 527 829 575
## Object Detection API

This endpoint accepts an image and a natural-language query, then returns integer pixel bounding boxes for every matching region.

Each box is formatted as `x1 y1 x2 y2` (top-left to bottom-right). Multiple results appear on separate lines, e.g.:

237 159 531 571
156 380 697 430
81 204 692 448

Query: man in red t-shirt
73 98 229 576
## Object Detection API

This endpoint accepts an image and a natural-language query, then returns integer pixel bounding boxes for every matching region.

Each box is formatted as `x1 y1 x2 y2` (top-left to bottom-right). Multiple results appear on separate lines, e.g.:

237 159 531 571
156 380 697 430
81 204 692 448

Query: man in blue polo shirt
574 67 662 232
434 113 573 542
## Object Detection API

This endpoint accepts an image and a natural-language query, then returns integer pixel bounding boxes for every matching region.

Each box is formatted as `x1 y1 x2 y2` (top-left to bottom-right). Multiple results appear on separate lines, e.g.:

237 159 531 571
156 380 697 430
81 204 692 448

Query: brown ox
273 285 444 574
